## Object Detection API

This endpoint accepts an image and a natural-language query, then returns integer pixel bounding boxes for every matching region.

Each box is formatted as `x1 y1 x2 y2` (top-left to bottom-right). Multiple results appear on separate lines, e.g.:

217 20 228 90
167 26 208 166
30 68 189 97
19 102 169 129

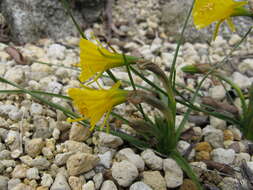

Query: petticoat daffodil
193 0 248 39
78 38 139 83
68 81 128 132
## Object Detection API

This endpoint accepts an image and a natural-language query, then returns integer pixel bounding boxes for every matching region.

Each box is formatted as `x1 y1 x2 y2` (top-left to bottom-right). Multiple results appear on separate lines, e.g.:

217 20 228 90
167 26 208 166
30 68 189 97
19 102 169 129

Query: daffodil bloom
68 82 128 132
78 38 139 83
193 0 248 39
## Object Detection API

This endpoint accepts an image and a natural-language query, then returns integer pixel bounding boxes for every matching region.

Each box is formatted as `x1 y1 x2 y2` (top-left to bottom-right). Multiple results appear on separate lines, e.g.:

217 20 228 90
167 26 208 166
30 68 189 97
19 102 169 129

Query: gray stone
115 148 145 171
98 151 113 169
51 173 71 190
0 0 105 44
47 44 66 60
30 103 43 115
112 160 138 187
0 176 8 190
100 180 117 190
232 72 252 89
67 153 99 176
204 127 224 148
0 162 5 173
41 173 53 187
0 105 23 121
8 178 21 190
211 148 235 164
5 130 21 151
68 176 84 190
130 181 152 190
93 173 103 189
30 157 51 170
0 150 11 160
163 158 183 188
12 183 34 190
82 180 95 190
26 167 40 180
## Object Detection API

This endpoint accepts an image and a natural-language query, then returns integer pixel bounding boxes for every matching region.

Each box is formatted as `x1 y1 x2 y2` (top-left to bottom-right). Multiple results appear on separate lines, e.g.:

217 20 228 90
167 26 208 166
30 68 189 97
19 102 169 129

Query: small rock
69 124 91 142
31 157 50 170
238 58 253 73
84 170 96 180
177 140 195 160
204 128 224 148
0 150 11 160
5 130 21 151
115 148 145 171
190 162 207 178
12 165 27 178
219 177 239 190
210 116 226 130
63 140 92 154
163 158 183 188
211 148 235 164
209 85 226 100
47 44 66 60
51 173 71 190
55 152 75 166
195 142 212 152
223 130 234 141
142 171 166 190
67 153 99 176
8 178 21 189
179 179 198 190
98 151 113 169
229 34 241 46
234 153 250 166
141 149 163 170
42 147 54 159
112 160 138 187
30 103 43 115
0 176 8 190
232 72 251 89
100 180 117 190
196 151 211 161
130 181 152 190
93 173 103 189
228 126 242 141
82 180 95 190
68 176 84 190
96 132 123 148
4 67 24 84
26 167 40 180
41 173 53 187
25 138 44 157
47 81 63 94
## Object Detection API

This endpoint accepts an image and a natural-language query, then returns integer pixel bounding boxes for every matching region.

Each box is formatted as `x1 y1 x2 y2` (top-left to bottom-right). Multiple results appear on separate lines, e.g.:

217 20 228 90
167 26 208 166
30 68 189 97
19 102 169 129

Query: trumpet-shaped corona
79 38 139 83
193 0 247 39
68 82 128 132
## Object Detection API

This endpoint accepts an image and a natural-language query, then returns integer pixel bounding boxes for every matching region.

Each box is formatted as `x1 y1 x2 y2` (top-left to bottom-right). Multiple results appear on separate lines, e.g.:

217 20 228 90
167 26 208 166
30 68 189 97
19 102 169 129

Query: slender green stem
59 0 86 39
169 0 195 87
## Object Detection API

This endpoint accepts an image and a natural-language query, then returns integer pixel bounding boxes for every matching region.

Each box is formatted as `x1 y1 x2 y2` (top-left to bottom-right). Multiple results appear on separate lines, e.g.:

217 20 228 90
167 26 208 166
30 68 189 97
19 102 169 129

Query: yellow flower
193 0 247 39
79 38 139 83
68 82 128 132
